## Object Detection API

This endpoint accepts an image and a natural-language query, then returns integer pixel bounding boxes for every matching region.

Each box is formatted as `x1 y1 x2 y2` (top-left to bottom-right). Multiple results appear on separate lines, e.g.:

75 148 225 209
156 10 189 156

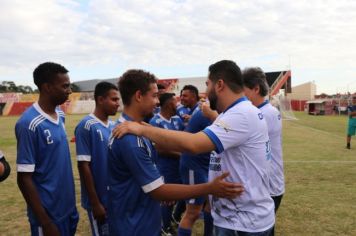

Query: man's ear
254 85 260 94
134 90 143 103
42 83 51 93
97 95 105 105
215 79 225 92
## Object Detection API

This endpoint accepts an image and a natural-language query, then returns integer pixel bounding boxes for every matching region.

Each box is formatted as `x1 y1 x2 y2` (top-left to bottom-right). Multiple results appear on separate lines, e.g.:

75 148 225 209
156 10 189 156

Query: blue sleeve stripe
202 128 224 154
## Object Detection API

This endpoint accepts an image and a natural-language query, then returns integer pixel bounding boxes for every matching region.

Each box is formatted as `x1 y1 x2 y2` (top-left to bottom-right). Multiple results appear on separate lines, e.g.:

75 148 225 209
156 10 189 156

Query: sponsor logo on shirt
214 120 230 133
209 152 221 171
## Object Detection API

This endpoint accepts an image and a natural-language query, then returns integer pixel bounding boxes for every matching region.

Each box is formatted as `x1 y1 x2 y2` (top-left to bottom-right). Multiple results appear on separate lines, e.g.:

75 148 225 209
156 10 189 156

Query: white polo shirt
203 97 275 232
259 101 285 197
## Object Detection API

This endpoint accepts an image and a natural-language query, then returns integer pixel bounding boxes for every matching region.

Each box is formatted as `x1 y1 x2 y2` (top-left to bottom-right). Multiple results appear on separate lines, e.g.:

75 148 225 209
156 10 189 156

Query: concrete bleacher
8 102 34 116
0 92 96 116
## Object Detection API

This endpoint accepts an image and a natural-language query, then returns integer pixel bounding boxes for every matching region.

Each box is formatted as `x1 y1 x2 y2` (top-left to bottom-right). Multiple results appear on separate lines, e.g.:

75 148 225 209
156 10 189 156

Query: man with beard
107 69 244 236
16 62 78 236
114 60 275 236
75 82 120 235
177 85 200 125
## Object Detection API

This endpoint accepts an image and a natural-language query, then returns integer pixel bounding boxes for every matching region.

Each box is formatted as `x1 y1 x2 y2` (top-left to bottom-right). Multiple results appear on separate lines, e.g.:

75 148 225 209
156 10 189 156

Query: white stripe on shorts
188 169 195 204
38 226 43 236
90 211 100 236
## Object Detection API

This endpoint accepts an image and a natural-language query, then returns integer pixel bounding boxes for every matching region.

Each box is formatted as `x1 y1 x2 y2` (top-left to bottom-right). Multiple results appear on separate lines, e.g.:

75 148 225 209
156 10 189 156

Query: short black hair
118 69 157 106
181 85 199 100
208 60 243 93
159 93 175 107
33 62 68 90
242 67 269 97
94 82 118 103
157 84 166 90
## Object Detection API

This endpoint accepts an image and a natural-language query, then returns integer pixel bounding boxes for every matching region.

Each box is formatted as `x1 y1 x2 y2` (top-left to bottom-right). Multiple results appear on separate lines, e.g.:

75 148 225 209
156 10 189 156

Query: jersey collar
33 102 60 125
119 113 134 122
257 100 269 109
89 113 110 128
223 96 248 113
190 102 199 114
158 113 172 123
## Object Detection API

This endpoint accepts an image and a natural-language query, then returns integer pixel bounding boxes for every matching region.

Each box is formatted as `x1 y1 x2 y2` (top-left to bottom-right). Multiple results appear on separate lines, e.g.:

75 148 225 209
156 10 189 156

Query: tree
0 81 35 93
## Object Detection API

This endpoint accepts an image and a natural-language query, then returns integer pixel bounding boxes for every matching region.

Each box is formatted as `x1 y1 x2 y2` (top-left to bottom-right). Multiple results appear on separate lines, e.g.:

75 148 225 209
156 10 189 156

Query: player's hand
93 203 107 224
200 102 218 121
209 172 244 198
42 222 61 236
182 114 191 122
112 121 144 138
161 200 176 206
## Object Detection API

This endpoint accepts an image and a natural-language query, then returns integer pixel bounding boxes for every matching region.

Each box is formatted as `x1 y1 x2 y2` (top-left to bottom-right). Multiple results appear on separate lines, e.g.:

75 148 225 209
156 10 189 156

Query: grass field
1 112 356 235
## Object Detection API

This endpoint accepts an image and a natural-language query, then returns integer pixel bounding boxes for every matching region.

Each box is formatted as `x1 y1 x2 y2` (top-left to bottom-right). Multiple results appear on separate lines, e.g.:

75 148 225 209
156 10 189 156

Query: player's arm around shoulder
113 121 216 154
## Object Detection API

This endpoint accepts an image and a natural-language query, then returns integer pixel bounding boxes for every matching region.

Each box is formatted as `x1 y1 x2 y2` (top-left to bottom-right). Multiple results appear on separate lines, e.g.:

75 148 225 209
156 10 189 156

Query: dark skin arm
155 143 181 159
17 173 60 236
150 172 244 201
78 162 106 223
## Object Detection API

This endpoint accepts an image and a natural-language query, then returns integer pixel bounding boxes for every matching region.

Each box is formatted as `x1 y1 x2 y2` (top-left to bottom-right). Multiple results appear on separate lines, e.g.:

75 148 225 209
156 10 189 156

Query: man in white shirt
243 67 285 213
114 60 275 236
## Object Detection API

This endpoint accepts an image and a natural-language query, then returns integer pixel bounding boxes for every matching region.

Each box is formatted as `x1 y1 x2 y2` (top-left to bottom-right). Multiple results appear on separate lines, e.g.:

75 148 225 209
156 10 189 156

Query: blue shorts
30 210 79 236
348 118 356 136
87 209 109 236
180 165 208 205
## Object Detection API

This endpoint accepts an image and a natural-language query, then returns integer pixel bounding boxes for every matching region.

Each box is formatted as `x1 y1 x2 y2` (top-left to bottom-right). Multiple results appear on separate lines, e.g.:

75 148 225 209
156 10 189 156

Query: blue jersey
75 114 115 210
107 114 164 236
181 108 212 171
176 104 190 121
153 106 161 115
348 105 356 118
15 103 76 225
149 114 184 178
189 103 200 116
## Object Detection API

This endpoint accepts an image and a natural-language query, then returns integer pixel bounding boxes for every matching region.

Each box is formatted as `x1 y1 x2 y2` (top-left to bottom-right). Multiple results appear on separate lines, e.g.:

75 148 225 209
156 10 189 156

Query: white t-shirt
259 101 285 196
203 97 275 232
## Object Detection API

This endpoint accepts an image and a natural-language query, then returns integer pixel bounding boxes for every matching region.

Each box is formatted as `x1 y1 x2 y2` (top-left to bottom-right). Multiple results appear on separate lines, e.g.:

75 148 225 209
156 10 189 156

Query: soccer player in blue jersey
346 96 356 149
0 150 11 182
177 85 200 125
149 92 185 235
108 69 244 236
177 89 190 122
115 60 275 236
75 82 120 236
178 107 213 236
16 62 78 236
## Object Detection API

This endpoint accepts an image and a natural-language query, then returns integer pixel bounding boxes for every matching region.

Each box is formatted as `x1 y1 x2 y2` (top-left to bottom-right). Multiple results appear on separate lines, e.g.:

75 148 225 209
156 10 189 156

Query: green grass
0 112 355 235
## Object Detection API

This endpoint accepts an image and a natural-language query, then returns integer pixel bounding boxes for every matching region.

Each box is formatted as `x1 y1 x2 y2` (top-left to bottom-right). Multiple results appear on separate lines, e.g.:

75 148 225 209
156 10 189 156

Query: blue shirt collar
223 96 248 113
190 102 199 114
257 100 269 109
121 113 134 121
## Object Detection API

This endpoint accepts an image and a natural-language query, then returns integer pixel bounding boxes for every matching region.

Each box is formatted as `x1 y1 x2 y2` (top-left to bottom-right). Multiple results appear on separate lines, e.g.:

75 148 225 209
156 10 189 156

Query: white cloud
0 0 355 93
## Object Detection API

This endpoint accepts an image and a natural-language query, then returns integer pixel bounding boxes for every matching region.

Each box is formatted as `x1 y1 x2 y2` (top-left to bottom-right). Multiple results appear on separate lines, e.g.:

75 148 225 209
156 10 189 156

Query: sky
0 0 356 94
